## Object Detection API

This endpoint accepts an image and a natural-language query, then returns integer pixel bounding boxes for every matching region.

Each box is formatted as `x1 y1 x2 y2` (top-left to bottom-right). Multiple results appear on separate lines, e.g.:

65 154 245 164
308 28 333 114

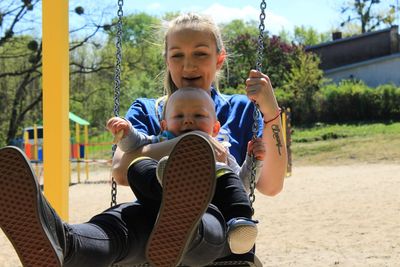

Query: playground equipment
69 112 90 183
23 125 43 178
22 112 91 183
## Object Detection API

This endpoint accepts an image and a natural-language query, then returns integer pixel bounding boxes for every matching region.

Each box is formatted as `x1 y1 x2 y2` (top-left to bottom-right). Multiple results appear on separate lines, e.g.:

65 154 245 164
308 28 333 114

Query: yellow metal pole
84 125 89 181
33 124 38 161
286 108 292 177
42 0 69 221
23 130 32 160
23 131 29 153
69 128 72 185
281 110 287 146
33 124 40 177
75 122 81 183
281 110 288 176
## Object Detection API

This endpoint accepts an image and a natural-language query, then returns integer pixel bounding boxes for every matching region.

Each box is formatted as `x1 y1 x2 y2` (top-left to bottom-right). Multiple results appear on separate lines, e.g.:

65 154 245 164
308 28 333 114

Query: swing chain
256 0 266 72
113 0 123 118
111 0 124 207
249 0 266 213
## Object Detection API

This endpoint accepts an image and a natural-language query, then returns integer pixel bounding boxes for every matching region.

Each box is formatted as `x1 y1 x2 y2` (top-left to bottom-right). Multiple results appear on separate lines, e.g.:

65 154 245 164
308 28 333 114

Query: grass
86 122 400 165
290 122 400 165
86 131 114 159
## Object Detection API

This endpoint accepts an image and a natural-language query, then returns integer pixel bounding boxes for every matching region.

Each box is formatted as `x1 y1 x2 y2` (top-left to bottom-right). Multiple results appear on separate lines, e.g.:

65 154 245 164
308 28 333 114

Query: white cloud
147 3 162 11
200 3 292 34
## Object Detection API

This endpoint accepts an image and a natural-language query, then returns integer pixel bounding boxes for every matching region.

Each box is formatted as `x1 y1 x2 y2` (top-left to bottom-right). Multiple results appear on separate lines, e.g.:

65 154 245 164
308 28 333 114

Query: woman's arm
111 138 181 185
257 116 287 196
246 69 287 196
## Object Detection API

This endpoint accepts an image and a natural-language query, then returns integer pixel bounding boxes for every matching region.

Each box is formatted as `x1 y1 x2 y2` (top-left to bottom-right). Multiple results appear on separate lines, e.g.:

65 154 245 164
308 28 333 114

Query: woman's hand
245 70 280 120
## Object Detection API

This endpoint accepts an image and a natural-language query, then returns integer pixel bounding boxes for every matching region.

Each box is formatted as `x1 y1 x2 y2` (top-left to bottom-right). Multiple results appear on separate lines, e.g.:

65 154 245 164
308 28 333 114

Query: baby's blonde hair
162 88 217 121
163 13 225 96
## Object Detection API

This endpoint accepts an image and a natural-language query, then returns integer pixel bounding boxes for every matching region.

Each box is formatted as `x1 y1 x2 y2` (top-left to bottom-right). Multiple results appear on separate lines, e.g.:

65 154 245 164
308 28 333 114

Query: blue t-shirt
125 88 263 165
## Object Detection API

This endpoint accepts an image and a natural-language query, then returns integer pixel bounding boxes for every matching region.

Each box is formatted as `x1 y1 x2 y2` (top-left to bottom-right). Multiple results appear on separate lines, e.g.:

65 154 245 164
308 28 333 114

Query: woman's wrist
263 107 282 125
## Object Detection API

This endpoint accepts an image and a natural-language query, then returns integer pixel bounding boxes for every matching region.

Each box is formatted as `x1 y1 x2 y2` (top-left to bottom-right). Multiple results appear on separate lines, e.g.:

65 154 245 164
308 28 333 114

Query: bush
376 84 400 120
315 81 400 123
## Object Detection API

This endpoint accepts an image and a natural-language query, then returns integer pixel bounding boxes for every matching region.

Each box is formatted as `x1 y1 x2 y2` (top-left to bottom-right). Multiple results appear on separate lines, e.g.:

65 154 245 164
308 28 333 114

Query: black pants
64 202 229 267
127 158 253 222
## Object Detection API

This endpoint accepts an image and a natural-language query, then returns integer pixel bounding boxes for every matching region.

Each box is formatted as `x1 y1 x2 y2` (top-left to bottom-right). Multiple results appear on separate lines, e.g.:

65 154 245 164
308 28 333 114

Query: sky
126 0 344 33
75 0 353 35
4 0 399 38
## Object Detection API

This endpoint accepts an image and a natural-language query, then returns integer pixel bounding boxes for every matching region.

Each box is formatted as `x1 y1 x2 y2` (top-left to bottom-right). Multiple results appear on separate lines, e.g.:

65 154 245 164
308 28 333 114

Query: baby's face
163 90 219 137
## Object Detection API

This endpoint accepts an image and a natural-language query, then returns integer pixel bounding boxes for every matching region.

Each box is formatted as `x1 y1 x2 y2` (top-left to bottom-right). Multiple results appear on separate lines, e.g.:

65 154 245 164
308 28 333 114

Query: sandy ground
1 163 399 267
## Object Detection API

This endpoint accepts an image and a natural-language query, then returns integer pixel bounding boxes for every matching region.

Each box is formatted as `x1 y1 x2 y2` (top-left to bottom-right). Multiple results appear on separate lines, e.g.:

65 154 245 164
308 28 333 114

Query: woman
112 13 286 195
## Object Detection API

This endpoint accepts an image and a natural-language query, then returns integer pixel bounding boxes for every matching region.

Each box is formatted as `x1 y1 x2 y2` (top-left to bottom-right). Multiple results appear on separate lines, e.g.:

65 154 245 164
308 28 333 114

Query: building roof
305 26 399 70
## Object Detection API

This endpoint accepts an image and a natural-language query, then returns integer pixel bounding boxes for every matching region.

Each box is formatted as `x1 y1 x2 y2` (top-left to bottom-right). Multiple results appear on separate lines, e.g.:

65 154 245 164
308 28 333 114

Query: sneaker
146 133 216 267
0 146 65 267
157 158 233 185
155 156 169 186
227 218 258 254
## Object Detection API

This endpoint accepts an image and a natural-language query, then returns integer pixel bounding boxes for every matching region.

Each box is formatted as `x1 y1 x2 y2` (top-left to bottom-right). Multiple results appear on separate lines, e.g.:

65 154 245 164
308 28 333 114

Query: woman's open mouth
182 76 201 86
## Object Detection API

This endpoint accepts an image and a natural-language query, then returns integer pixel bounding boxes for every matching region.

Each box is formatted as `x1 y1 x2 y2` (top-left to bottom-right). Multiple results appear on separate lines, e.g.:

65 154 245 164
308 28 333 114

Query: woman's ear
212 121 221 137
216 49 226 70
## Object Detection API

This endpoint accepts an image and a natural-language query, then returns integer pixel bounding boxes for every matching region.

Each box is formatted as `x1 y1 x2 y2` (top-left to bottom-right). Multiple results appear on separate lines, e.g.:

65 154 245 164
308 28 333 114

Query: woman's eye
171 53 183 58
195 52 207 57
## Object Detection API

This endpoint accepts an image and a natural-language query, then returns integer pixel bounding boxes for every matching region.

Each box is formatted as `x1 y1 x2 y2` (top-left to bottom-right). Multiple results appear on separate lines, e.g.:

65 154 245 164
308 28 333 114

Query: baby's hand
247 138 265 160
106 117 130 144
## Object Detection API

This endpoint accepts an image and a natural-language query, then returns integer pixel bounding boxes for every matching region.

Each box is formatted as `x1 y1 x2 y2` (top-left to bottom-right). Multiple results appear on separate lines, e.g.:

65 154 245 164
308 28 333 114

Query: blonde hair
163 13 225 96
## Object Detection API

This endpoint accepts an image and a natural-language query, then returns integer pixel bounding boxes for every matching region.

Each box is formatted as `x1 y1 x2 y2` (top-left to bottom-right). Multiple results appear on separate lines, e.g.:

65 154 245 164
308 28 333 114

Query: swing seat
113 251 263 267
207 252 263 266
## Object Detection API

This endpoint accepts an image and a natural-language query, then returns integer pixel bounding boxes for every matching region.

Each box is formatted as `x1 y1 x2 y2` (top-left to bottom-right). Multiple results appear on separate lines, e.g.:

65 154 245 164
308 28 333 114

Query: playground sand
1 163 400 266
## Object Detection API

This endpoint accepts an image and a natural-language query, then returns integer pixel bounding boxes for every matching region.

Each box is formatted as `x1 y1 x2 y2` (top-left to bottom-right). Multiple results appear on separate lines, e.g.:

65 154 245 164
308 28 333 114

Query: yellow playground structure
23 112 91 184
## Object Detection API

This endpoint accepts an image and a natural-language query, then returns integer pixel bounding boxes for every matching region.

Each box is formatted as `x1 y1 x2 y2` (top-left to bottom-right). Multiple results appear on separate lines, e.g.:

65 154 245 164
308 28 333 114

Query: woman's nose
183 58 196 71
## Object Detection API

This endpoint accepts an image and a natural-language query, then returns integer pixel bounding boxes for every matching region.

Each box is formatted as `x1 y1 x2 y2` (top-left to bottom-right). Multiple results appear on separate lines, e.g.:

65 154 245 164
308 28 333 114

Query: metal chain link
249 0 266 213
256 0 266 73
111 0 124 207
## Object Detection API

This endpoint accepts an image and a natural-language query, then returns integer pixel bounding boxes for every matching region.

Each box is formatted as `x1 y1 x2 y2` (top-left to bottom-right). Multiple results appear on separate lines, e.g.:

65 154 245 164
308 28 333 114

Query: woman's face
166 28 225 91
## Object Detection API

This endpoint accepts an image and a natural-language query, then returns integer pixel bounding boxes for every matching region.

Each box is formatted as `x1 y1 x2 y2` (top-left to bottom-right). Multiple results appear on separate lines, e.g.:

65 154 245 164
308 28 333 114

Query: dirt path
1 163 399 266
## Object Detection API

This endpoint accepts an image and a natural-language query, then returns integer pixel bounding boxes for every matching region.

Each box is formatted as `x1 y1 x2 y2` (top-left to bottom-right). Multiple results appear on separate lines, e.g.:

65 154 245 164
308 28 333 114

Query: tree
281 48 325 124
0 1 113 146
104 13 164 105
293 26 331 46
219 19 325 125
221 19 259 41
339 0 398 33
279 26 331 46
69 13 165 133
218 20 258 91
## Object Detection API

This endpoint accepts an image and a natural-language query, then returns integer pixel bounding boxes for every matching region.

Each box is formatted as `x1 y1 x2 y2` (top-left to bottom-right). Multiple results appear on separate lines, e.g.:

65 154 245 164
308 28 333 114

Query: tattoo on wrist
271 124 282 156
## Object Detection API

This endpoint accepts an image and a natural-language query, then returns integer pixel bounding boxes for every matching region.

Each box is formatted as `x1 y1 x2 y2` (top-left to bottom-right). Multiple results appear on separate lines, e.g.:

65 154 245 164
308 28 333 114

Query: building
306 26 400 87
